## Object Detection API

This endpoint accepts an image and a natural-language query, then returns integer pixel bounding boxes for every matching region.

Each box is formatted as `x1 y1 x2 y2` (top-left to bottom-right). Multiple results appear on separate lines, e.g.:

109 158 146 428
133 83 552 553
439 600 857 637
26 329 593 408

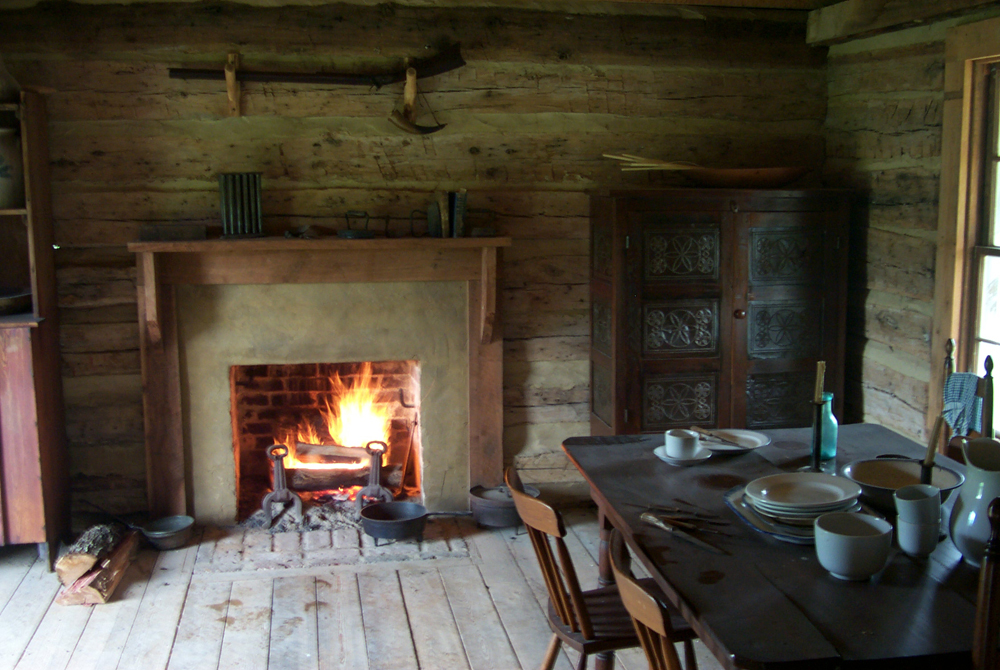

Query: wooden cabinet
590 189 850 436
0 90 67 566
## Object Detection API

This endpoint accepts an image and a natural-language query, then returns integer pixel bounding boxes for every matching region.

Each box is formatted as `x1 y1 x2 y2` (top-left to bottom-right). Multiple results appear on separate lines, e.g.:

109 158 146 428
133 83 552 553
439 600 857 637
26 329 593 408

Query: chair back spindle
505 468 594 639
974 498 1000 670
980 356 994 439
609 529 684 670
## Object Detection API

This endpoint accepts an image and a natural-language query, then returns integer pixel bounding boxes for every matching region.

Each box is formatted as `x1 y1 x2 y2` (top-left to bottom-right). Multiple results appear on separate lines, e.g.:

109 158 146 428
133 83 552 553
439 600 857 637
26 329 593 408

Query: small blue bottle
819 392 838 461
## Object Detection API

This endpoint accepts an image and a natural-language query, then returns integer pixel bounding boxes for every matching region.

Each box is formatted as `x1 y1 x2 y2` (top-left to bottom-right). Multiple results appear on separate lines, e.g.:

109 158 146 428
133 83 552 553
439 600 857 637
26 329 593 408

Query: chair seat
547 580 696 655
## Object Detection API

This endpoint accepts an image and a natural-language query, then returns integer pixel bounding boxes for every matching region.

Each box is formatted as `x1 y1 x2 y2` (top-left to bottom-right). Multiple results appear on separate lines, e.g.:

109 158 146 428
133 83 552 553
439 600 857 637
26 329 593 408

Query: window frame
931 16 1000 440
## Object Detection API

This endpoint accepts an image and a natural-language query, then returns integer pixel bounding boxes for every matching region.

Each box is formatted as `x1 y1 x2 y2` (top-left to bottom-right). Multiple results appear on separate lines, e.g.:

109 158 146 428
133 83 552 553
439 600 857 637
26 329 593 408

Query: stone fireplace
129 238 507 524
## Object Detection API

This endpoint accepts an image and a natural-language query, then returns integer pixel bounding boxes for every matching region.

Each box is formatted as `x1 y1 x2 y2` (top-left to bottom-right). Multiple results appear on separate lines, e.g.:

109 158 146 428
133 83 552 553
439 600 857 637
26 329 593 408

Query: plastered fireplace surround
129 238 507 522
179 282 465 523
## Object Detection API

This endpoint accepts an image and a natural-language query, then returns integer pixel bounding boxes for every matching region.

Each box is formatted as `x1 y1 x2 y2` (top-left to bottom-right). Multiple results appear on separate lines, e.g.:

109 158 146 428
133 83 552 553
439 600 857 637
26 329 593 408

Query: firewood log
54 522 129 587
295 442 368 464
55 531 140 606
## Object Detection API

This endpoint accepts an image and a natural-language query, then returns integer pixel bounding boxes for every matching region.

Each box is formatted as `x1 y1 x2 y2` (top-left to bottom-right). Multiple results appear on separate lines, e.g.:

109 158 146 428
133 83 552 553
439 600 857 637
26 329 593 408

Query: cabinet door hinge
625 235 630 250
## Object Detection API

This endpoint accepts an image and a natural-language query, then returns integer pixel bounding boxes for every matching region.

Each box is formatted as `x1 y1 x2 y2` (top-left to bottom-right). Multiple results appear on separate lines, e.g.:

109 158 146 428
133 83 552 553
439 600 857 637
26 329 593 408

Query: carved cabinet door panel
730 195 849 428
624 205 735 433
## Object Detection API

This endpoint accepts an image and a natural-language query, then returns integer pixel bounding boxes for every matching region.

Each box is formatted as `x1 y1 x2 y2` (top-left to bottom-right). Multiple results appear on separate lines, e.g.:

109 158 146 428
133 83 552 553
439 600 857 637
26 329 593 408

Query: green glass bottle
819 392 838 461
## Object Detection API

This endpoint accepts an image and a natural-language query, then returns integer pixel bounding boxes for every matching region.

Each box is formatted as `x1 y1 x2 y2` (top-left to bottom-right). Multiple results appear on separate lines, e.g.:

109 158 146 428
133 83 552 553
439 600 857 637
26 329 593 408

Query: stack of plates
743 473 863 529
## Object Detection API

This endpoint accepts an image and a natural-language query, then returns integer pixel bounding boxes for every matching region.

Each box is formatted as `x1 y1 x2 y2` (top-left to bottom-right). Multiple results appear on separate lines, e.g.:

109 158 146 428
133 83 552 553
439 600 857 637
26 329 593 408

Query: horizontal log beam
807 0 999 46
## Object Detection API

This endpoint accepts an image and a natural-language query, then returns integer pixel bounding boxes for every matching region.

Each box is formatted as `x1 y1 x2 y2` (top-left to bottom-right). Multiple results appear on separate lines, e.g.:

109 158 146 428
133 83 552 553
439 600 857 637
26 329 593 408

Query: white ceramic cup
664 429 700 459
896 519 940 557
893 484 941 525
814 512 893 581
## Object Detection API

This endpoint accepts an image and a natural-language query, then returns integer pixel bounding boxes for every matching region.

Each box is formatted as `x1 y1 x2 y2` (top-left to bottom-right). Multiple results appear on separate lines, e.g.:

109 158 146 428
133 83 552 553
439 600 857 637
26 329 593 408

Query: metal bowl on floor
469 484 540 527
142 515 195 550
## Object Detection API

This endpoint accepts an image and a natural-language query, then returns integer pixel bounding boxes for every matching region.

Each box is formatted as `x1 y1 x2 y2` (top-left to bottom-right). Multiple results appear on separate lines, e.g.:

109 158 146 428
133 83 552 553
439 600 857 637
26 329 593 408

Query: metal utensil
641 512 728 555
922 415 944 485
688 426 749 449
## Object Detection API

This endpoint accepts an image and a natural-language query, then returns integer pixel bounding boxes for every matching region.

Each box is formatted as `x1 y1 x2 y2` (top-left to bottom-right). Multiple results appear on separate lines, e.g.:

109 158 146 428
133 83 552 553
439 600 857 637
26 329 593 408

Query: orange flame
278 362 391 473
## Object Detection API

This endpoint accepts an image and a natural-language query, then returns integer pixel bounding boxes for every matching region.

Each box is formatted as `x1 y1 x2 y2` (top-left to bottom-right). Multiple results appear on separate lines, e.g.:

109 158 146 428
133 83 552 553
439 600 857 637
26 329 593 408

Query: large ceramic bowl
841 458 964 515
814 512 893 580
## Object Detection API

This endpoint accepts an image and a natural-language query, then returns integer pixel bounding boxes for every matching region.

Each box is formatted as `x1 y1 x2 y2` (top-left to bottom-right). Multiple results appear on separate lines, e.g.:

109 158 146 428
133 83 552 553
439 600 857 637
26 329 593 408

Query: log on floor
56 531 140 606
55 523 129 587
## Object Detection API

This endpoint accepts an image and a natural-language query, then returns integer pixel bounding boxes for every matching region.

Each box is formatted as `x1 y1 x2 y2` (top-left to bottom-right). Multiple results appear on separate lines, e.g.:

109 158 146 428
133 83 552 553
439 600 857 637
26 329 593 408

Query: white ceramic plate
749 496 860 516
699 429 771 452
744 473 862 510
749 498 862 526
653 445 712 467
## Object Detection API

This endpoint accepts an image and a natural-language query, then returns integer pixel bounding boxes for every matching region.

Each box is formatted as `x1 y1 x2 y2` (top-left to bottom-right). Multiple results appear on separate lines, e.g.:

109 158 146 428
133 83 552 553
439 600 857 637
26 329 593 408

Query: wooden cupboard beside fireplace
0 91 67 566
589 189 851 435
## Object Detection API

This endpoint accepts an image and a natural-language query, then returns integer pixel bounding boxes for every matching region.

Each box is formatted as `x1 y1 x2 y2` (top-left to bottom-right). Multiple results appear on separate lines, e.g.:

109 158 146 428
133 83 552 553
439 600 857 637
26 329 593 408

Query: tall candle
814 361 826 404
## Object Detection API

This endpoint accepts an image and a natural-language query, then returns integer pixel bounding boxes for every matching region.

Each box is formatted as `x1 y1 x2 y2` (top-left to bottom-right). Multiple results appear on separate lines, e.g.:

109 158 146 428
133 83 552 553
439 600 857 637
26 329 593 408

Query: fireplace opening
230 360 421 521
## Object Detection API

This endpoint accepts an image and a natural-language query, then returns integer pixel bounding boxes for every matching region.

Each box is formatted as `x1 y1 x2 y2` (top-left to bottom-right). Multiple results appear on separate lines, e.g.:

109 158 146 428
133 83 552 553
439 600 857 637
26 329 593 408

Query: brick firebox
231 360 420 520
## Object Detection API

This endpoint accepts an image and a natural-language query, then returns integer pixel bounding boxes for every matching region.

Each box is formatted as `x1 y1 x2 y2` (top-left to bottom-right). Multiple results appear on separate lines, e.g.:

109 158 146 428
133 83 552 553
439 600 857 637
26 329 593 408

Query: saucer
654 446 712 466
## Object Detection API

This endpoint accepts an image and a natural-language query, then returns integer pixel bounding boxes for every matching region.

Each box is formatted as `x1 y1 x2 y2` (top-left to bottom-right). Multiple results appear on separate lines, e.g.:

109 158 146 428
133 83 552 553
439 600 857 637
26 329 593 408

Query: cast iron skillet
359 501 468 543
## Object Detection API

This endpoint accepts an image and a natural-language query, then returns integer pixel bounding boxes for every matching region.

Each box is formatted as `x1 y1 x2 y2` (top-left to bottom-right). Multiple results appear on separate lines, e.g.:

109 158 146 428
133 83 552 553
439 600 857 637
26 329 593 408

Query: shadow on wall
843 194 870 425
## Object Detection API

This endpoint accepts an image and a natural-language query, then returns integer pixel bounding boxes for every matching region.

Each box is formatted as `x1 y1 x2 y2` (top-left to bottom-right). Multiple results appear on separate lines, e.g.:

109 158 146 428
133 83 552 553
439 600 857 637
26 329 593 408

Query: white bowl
814 513 892 581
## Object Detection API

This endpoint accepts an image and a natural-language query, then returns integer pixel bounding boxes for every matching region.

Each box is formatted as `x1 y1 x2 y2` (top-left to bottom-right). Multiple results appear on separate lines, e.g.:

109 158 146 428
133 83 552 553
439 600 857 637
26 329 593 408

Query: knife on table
641 512 729 555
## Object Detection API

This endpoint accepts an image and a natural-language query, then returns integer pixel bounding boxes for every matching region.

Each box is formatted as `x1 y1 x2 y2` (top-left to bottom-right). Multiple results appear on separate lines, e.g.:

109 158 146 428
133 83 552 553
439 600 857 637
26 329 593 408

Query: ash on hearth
239 500 362 534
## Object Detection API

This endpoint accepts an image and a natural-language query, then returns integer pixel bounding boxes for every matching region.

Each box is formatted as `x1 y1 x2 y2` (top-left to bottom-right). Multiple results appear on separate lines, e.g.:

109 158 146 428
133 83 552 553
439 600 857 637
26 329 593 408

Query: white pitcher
949 436 1000 566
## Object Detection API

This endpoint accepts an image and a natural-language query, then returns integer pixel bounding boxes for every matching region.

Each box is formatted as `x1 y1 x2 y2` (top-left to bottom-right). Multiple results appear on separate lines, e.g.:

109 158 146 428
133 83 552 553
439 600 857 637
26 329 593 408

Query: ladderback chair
974 498 1000 670
505 467 696 670
943 338 994 461
610 529 697 670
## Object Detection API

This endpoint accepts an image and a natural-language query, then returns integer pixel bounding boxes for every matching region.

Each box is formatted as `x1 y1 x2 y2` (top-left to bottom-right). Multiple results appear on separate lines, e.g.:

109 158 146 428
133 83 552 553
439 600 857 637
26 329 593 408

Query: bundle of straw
603 153 700 172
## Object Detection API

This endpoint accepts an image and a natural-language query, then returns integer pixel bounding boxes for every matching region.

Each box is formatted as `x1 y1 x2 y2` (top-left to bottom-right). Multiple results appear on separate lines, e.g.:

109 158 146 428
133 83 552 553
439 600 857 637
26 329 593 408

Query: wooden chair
609 528 697 670
943 338 994 462
974 498 1000 670
505 467 696 670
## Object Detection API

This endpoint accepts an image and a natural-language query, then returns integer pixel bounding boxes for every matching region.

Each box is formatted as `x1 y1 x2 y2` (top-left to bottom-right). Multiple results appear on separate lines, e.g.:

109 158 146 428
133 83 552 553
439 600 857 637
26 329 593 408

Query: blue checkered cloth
943 372 983 436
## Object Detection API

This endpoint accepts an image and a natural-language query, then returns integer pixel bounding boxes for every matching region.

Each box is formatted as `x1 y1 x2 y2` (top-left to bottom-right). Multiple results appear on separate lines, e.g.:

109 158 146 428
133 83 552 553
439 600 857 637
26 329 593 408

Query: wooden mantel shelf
130 235 508 516
128 236 511 253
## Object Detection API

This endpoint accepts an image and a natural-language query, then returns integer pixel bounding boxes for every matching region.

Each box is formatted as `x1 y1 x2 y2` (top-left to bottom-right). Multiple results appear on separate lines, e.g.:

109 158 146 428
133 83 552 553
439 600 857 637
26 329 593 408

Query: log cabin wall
822 6 1000 443
0 2 826 513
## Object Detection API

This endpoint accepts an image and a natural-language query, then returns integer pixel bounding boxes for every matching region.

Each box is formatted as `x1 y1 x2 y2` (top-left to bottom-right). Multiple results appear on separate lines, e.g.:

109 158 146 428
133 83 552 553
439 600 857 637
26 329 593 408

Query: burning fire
278 362 391 471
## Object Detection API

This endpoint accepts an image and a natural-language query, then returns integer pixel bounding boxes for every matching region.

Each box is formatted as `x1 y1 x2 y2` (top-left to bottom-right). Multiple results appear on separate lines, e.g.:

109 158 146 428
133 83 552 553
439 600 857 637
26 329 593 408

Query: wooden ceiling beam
0 0 826 13
807 0 1000 46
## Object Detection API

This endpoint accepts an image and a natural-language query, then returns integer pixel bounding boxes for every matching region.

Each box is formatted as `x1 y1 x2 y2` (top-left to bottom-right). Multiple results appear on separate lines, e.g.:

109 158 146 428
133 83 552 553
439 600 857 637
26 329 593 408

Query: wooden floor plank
0 556 63 670
116 546 197 670
63 551 157 670
357 571 418 670
398 569 471 670
470 530 573 670
269 576 319 670
0 546 38 613
217 578 274 670
316 573 369 670
165 579 233 670
14 596 93 670
439 564 520 670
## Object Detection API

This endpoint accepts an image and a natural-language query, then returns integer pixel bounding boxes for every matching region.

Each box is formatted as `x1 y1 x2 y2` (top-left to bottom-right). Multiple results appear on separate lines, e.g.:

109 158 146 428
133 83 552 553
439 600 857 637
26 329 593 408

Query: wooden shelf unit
0 90 67 568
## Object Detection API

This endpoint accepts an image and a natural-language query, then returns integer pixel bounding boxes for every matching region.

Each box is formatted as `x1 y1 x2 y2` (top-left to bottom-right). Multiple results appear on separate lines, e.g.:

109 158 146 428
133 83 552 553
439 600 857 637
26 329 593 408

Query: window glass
977 255 1000 344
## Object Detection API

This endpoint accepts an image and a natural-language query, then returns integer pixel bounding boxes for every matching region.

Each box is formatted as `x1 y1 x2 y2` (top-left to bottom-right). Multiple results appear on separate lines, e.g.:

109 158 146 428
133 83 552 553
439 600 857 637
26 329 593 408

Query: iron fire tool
641 512 728 555
262 444 302 527
355 440 394 516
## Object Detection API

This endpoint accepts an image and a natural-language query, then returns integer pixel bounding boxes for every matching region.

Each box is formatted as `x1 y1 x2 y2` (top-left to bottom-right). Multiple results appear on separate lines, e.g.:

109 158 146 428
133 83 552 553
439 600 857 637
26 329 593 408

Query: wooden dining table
562 423 981 670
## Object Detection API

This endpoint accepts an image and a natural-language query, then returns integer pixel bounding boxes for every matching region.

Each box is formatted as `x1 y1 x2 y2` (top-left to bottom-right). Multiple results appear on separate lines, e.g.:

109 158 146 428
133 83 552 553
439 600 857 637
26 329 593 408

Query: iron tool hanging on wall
169 43 465 118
